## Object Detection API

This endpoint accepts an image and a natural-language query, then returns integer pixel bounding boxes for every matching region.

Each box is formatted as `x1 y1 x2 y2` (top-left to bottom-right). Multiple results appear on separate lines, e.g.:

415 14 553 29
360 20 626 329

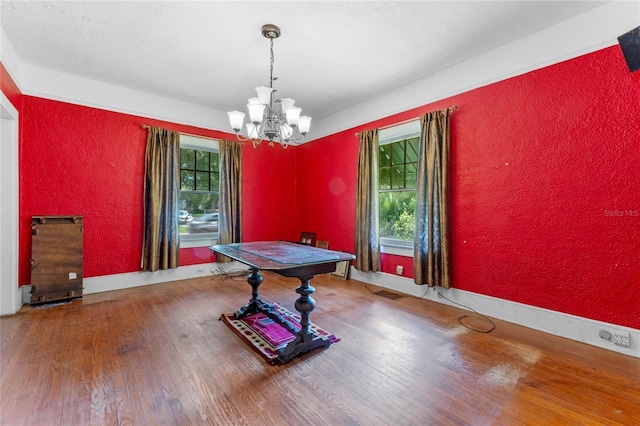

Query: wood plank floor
1 272 639 425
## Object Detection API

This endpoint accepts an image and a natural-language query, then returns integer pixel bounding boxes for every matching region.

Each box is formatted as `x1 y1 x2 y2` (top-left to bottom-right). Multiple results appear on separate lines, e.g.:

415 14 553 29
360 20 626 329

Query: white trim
17 263 640 359
0 91 20 316
82 261 247 295
21 63 230 133
311 1 640 140
0 26 24 93
179 236 218 249
378 120 420 145
380 241 413 257
349 268 640 359
2 2 637 142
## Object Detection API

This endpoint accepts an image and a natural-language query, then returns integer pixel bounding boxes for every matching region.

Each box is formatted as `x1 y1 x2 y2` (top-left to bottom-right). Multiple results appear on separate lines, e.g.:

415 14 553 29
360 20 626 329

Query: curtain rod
140 124 218 140
355 105 457 137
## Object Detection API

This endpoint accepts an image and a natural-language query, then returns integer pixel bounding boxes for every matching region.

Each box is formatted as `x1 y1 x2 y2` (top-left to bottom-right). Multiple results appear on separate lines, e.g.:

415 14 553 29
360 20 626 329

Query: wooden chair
316 240 329 250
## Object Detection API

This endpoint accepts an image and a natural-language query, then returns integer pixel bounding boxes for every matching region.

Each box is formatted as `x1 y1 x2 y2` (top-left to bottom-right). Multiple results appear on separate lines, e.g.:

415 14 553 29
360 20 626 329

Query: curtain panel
217 140 243 262
141 126 181 272
354 129 381 272
413 109 452 288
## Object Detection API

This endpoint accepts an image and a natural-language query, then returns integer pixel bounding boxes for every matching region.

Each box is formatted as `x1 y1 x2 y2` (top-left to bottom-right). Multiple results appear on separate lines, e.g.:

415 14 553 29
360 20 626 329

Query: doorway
0 92 19 315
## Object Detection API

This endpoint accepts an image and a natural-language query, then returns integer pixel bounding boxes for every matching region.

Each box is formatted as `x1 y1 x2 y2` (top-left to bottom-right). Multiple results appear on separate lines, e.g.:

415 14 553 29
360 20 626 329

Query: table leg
277 275 330 364
233 269 299 335
234 268 271 319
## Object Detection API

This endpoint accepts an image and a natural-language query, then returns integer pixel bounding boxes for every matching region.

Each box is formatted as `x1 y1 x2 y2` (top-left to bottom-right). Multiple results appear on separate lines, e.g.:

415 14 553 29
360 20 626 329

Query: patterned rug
219 303 340 364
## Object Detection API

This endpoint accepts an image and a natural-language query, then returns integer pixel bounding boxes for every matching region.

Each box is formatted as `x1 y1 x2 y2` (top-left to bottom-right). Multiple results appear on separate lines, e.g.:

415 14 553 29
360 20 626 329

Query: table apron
272 262 337 278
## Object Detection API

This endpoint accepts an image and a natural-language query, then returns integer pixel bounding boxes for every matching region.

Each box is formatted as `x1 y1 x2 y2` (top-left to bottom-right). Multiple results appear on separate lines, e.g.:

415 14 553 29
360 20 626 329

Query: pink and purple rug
219 303 340 364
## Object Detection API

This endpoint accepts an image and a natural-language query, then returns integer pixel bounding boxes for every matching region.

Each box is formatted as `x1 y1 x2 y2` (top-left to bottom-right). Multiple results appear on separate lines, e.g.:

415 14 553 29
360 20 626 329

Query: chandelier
227 24 311 148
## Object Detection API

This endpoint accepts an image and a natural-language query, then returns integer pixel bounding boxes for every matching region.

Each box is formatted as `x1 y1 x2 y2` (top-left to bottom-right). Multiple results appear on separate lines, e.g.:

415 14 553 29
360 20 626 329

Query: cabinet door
30 216 83 303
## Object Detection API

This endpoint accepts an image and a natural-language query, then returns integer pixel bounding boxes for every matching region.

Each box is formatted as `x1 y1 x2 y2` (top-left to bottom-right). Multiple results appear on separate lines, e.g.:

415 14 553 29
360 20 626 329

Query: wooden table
210 241 355 363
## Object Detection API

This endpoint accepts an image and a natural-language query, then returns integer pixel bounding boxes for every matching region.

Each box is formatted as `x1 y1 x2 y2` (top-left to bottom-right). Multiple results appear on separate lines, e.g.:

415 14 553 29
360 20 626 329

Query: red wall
296 46 640 329
3 46 639 329
18 97 297 283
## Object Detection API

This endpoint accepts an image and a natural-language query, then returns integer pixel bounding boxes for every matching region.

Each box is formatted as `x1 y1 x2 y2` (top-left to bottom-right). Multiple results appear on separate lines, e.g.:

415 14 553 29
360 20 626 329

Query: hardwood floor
1 272 639 425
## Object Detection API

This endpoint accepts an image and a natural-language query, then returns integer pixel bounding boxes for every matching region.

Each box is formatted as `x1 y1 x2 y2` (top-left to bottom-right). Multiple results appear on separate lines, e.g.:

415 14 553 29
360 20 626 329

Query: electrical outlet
612 331 630 347
195 268 206 275
599 329 612 341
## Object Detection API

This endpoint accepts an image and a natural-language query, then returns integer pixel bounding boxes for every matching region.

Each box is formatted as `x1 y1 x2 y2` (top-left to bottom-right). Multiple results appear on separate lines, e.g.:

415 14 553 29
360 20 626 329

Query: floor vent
373 289 405 300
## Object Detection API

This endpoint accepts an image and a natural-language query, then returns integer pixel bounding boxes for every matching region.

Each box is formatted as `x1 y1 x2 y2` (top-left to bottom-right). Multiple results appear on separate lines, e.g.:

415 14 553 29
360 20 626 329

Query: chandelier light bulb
298 116 311 135
280 124 293 140
255 86 273 105
280 98 295 115
247 102 266 124
228 111 245 132
285 106 302 127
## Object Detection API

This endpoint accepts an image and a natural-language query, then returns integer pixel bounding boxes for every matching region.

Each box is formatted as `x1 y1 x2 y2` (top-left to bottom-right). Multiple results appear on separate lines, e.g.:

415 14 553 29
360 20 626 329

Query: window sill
380 238 413 257
180 233 218 249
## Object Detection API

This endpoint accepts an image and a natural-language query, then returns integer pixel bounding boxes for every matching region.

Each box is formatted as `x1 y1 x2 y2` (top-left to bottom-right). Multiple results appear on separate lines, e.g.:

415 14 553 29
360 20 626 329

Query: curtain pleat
141 127 180 272
218 139 243 262
414 109 451 288
354 129 381 272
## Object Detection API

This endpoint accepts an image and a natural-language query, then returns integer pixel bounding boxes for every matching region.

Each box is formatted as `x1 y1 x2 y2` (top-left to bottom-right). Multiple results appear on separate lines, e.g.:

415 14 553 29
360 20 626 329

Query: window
179 135 219 247
378 121 420 248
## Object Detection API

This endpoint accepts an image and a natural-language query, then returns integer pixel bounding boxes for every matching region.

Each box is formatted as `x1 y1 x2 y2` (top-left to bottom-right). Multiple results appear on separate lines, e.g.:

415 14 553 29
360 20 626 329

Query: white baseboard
17 261 247 305
82 261 247 295
18 264 638 359
349 268 640 359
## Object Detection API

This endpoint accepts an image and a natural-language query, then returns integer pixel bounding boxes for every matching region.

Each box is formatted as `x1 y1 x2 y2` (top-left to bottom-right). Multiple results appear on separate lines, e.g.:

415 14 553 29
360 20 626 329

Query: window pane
179 193 219 235
391 165 405 189
379 145 391 167
181 170 194 190
181 149 194 169
210 172 219 190
379 191 415 241
405 163 417 189
379 166 391 190
195 172 209 191
210 153 219 172
391 141 405 165
406 138 419 163
196 151 209 171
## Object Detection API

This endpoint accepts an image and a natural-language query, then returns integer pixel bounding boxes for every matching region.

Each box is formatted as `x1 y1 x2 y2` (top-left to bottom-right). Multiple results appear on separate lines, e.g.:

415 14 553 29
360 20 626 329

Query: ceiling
1 1 609 122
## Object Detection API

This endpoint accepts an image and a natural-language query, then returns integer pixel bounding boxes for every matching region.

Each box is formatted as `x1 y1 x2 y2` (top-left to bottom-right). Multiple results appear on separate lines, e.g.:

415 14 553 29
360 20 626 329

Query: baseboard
82 262 247 295
349 268 640 359
16 262 247 306
18 264 638 359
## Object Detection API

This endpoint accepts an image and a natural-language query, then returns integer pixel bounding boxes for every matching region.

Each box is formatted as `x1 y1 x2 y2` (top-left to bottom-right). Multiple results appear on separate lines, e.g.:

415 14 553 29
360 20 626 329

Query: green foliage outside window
180 148 219 230
379 137 418 241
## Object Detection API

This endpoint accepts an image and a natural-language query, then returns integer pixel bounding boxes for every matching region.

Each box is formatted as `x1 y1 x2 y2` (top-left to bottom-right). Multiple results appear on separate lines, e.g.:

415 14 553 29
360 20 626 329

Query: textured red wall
294 131 358 253
296 46 640 329
242 142 298 243
19 97 297 283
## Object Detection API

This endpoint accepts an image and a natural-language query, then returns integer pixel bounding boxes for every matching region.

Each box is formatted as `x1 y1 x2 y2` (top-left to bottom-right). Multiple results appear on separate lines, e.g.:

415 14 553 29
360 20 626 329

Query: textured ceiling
1 1 609 121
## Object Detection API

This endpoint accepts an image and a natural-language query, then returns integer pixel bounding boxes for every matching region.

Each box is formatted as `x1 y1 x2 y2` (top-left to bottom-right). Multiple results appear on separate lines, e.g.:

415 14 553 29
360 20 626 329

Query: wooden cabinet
30 216 84 304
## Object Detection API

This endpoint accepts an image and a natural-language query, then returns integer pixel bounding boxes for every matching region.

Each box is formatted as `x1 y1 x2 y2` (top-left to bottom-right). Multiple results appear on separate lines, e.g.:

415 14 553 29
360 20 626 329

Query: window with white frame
378 121 420 248
179 135 219 247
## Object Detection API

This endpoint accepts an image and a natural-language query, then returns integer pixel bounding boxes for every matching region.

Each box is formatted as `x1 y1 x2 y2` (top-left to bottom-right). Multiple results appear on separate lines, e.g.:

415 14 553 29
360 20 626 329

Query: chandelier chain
269 38 274 89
